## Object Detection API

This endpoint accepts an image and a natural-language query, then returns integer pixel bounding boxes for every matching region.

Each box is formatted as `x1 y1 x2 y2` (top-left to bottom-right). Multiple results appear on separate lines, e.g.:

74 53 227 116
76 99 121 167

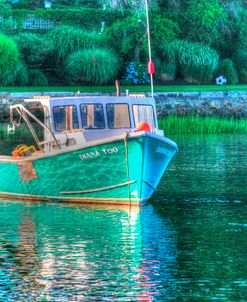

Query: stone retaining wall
1 90 247 121
155 91 247 118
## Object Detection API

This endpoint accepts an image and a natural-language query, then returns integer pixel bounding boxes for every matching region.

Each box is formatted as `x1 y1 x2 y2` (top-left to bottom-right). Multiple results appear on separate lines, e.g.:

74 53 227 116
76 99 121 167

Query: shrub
0 33 19 86
49 25 106 61
155 60 176 82
14 62 29 86
65 48 119 85
167 40 219 83
122 61 150 85
28 70 48 86
13 33 51 67
216 59 238 84
234 48 247 82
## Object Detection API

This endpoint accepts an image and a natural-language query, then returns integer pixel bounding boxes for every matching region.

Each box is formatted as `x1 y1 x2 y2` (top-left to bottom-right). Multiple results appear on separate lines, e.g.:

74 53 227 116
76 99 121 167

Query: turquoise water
0 134 247 301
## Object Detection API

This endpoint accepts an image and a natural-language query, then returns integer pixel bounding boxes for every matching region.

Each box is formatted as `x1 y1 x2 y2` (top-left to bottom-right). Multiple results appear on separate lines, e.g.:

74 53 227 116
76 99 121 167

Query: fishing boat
0 0 177 206
0 94 177 206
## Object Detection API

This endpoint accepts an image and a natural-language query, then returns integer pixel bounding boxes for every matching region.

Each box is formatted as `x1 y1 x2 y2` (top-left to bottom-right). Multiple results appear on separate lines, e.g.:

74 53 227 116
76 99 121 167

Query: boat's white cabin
11 95 162 154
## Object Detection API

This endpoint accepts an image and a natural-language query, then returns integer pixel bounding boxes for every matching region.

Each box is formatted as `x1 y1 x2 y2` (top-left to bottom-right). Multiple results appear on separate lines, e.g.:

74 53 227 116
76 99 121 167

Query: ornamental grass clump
167 40 219 83
0 33 19 86
50 25 106 61
66 48 119 85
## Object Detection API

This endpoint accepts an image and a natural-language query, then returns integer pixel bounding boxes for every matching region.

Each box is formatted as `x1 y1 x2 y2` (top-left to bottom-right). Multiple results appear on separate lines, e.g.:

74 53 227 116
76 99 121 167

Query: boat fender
136 122 151 132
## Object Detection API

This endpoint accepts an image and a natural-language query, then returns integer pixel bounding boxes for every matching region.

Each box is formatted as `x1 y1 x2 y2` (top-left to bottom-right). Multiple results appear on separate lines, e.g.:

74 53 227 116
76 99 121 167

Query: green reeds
159 115 247 135
2 116 247 140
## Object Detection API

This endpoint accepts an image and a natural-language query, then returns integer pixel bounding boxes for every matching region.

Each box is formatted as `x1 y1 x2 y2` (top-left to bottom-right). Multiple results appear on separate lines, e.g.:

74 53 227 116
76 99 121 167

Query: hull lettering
156 146 173 157
79 147 119 160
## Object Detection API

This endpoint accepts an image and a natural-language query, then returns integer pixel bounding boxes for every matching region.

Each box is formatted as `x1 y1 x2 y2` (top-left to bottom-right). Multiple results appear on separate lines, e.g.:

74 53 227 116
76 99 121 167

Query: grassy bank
159 115 247 134
1 84 247 93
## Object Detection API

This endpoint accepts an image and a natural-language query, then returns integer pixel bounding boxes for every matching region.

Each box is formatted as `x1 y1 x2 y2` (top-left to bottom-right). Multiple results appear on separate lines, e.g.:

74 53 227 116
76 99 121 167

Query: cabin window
53 105 79 132
133 105 156 128
80 104 105 129
106 104 130 128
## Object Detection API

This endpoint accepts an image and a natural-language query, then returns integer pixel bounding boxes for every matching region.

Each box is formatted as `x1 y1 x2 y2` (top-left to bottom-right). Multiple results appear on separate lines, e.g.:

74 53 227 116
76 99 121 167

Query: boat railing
9 104 61 150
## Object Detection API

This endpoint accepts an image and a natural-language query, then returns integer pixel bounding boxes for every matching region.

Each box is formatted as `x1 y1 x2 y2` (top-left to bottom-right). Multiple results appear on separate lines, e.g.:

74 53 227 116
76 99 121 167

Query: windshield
133 105 155 128
106 104 130 129
53 105 79 132
80 104 105 129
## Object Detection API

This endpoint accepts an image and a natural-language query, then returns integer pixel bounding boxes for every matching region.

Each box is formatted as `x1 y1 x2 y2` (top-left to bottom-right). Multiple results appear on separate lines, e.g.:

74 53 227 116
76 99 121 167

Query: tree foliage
0 0 12 16
3 1 247 84
104 15 146 62
105 13 179 62
13 33 51 67
12 0 44 9
183 0 226 46
52 0 100 8
150 12 180 56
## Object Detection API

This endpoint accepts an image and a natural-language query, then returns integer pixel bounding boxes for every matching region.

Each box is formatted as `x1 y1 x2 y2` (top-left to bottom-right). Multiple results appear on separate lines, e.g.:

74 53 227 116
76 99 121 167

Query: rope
124 131 132 210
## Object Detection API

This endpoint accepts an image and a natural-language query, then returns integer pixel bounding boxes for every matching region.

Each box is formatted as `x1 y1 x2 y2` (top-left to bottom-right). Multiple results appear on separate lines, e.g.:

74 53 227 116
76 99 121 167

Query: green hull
0 133 177 206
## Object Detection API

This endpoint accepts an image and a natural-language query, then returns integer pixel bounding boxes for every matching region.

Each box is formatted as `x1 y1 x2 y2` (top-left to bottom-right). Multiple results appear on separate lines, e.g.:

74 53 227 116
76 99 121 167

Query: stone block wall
1 90 247 122
155 91 247 118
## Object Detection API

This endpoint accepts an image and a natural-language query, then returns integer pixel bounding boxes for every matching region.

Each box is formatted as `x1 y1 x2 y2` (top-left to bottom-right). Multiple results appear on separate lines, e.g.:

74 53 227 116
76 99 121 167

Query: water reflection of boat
0 201 177 300
0 95 177 206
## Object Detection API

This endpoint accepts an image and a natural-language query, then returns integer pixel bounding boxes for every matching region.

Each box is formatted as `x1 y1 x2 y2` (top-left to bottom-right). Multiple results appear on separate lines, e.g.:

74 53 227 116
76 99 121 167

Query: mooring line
124 131 132 210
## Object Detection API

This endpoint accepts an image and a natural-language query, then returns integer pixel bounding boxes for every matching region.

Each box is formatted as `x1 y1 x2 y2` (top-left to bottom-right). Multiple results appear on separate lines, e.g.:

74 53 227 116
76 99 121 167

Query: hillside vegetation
0 0 246 87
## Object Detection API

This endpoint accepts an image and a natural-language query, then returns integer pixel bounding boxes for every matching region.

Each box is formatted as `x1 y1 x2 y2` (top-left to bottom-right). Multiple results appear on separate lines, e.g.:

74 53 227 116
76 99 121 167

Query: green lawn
1 84 247 93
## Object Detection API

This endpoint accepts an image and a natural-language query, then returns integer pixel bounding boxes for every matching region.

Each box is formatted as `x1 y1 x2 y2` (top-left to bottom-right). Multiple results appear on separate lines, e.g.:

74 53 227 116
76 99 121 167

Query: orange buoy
136 122 151 132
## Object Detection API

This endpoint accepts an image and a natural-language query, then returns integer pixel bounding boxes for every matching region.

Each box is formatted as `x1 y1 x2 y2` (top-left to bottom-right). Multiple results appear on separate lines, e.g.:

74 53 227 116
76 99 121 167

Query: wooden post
115 80 120 97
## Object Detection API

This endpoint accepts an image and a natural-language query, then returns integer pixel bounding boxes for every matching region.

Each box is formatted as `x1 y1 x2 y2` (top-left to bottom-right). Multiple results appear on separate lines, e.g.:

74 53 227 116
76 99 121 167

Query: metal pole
145 0 154 97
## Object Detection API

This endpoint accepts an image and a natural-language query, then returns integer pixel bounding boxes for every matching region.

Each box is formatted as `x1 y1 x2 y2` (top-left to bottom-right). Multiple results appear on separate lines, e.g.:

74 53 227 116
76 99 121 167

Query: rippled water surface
0 134 246 301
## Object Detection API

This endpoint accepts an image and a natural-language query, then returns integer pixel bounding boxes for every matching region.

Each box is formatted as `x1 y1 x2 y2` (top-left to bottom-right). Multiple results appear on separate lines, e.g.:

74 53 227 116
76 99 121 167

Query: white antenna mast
145 0 154 97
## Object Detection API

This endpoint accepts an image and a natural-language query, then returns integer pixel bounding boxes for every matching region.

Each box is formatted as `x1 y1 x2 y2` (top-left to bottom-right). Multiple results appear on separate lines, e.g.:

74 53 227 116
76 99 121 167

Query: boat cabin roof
24 95 156 107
